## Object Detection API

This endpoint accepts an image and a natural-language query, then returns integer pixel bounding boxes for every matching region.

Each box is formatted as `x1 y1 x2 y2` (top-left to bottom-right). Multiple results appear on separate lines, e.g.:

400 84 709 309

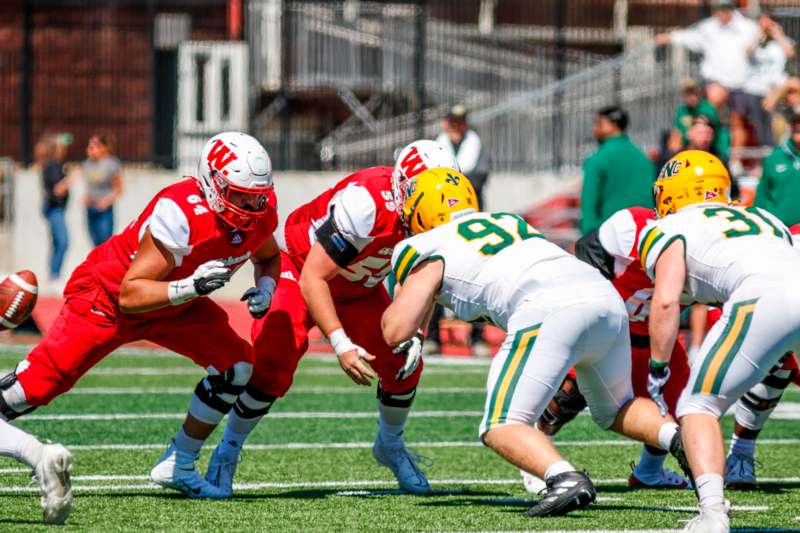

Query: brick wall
0 1 228 162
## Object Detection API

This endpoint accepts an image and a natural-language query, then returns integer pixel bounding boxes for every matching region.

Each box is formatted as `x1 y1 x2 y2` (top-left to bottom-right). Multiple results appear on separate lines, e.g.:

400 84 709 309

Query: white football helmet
197 132 274 231
392 140 460 216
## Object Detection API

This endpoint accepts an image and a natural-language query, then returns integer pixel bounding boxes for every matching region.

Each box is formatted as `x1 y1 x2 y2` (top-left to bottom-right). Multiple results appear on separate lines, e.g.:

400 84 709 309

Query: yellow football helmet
653 149 731 218
401 167 478 234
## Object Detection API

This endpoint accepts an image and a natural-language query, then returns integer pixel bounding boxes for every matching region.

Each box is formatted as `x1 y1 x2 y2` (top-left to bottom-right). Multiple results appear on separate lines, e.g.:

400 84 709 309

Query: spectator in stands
668 79 725 155
754 113 800 227
580 106 655 235
655 0 759 111
36 135 71 282
436 104 490 207
764 76 800 141
730 10 795 173
82 134 122 246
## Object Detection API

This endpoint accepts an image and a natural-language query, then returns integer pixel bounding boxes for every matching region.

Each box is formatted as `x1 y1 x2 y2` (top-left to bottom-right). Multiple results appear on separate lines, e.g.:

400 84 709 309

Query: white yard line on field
65 386 486 395
0 478 786 518
0 365 488 377
18 404 800 421
20 410 485 421
430 530 799 533
64 438 800 451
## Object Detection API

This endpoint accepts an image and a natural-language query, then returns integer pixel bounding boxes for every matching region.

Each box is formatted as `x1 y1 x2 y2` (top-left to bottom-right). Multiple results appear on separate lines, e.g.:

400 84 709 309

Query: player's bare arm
242 235 281 318
382 259 442 347
649 239 686 364
648 239 686 415
119 229 231 314
300 241 377 385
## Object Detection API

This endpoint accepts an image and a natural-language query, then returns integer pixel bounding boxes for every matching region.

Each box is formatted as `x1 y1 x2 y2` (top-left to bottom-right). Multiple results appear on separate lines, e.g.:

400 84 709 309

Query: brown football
0 270 38 331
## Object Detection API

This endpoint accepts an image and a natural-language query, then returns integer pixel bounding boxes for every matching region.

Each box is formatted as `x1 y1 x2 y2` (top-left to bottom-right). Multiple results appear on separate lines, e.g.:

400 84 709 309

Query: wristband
329 328 356 357
649 358 669 377
167 278 198 306
649 358 669 368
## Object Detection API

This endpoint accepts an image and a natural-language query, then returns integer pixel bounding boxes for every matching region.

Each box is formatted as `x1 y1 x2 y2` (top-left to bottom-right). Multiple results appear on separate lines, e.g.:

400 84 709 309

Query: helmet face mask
392 140 461 218
198 132 273 231
654 150 731 218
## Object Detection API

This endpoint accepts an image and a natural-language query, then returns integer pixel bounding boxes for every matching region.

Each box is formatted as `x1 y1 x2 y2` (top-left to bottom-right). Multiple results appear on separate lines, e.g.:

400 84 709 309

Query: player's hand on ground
338 347 377 386
393 332 424 381
647 360 671 416
241 287 272 318
191 260 232 295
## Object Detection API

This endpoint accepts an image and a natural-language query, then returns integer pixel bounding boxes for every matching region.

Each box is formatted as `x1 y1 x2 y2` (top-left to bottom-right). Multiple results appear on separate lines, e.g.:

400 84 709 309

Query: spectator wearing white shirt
656 0 759 110
435 105 490 207
732 11 795 152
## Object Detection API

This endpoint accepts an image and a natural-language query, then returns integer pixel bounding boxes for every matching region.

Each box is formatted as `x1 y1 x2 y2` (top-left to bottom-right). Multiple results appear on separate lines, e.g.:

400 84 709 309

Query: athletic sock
728 434 756 458
377 402 410 449
695 473 725 509
174 427 204 458
0 419 43 468
633 445 668 480
544 460 575 481
220 413 259 453
657 422 679 451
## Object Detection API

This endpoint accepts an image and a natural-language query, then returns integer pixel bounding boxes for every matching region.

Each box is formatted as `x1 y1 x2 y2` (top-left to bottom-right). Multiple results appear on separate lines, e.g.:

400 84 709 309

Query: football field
0 345 799 532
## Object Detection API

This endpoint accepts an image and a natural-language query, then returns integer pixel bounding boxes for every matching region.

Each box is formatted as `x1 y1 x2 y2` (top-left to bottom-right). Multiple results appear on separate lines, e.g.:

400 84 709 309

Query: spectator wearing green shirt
668 79 729 160
754 114 800 226
580 106 656 235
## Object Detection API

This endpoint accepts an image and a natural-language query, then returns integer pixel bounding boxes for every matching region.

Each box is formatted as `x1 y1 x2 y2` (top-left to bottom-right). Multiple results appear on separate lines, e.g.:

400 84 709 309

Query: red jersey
65 178 278 319
597 206 656 336
283 166 406 299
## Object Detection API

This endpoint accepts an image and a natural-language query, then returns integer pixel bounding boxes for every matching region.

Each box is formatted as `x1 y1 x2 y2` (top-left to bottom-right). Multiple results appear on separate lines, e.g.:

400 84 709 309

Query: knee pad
0 372 36 421
377 383 416 408
233 383 276 420
190 362 253 424
735 363 792 430
537 374 587 436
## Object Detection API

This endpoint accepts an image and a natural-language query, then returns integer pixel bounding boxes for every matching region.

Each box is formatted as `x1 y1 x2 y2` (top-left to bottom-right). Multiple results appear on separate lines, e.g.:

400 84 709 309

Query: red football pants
249 253 422 397
17 293 253 406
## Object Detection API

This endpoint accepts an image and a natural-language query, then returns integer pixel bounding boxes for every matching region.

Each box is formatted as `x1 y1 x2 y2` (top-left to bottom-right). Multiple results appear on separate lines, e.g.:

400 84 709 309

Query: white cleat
628 463 690 489
724 452 757 490
204 444 240 498
681 503 730 533
35 443 73 525
520 469 547 493
372 437 431 494
149 440 226 499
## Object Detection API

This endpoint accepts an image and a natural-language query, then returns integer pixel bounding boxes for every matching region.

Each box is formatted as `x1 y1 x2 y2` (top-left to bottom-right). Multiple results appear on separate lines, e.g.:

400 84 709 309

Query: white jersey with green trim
639 203 798 304
391 211 606 330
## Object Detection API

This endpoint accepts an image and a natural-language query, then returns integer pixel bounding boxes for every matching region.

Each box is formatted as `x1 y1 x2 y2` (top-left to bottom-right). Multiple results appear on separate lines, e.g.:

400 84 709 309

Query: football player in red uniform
525 207 691 490
0 132 281 522
205 140 459 496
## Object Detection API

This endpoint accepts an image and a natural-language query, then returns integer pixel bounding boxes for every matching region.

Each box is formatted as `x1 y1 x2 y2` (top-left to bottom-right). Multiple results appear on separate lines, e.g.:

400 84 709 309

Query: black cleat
522 471 596 517
669 427 695 489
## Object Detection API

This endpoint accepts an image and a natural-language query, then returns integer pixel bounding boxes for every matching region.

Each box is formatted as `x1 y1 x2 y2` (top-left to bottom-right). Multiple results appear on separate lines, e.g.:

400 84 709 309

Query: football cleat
35 443 73 525
681 503 730 533
150 440 227 499
204 443 241 498
628 461 690 489
372 437 431 494
724 452 757 490
522 470 596 517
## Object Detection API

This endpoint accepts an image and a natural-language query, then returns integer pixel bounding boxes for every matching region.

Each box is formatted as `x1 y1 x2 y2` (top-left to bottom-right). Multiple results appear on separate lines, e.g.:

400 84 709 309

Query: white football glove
168 260 232 305
393 332 424 381
241 277 276 318
647 360 671 417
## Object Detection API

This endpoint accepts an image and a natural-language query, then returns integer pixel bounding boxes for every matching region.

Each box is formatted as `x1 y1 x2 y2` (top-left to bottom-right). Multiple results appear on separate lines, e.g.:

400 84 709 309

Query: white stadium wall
1 167 575 297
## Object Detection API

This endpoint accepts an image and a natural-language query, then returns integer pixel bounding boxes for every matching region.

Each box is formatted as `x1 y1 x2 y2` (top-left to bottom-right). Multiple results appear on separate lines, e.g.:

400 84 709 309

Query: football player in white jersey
642 150 800 533
382 168 687 517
